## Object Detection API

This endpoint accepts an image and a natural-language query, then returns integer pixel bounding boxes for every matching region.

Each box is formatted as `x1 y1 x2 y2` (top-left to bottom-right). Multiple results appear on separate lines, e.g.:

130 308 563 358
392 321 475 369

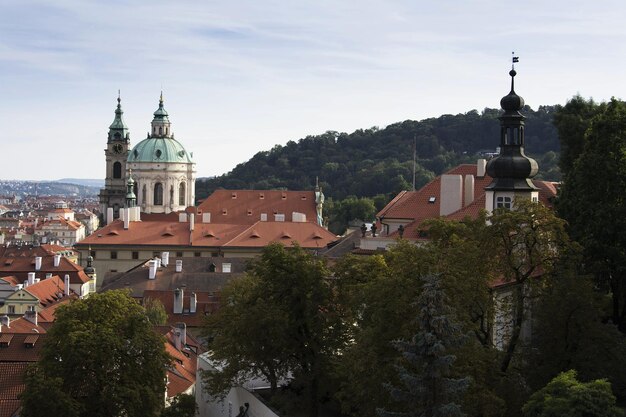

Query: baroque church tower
484 64 539 212
99 93 131 222
126 94 196 214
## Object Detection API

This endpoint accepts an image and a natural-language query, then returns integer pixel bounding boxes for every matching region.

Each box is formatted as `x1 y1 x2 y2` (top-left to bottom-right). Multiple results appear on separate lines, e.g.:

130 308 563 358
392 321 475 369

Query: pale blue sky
1 0 625 180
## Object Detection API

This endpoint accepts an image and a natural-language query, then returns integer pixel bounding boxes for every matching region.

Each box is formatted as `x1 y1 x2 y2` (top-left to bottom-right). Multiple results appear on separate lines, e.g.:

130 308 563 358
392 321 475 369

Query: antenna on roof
412 134 417 191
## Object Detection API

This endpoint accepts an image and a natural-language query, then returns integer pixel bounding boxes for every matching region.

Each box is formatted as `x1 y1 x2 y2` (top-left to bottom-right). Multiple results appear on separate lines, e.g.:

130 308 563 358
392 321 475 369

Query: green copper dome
128 137 193 163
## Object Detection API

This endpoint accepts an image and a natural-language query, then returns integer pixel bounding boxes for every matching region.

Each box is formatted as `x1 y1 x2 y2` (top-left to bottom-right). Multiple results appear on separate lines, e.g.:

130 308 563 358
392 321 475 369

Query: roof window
428 197 436 204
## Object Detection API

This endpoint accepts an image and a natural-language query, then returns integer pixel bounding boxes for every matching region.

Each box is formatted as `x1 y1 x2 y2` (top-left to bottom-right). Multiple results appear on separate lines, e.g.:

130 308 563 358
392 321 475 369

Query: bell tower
485 58 539 213
99 92 131 222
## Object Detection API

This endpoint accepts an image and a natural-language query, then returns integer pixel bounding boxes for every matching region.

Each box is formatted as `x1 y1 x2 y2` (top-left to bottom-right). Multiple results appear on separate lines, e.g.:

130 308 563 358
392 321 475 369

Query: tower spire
108 91 129 143
485 61 538 195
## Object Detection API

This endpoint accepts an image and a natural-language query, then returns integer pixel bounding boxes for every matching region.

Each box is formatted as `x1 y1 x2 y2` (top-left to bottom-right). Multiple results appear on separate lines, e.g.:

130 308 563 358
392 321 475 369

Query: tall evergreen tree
379 274 469 417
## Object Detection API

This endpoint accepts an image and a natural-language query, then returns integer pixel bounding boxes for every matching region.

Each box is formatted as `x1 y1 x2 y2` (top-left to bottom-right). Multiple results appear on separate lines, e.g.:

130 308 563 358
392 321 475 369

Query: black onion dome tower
485 65 539 210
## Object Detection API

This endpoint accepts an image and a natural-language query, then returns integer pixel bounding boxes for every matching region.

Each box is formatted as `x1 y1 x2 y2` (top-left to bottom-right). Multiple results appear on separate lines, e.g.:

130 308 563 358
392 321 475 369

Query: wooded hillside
196 105 560 202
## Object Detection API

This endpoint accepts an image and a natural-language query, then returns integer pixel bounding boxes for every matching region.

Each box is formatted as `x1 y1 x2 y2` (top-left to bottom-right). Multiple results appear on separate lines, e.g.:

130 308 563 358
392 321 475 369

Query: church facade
99 94 196 221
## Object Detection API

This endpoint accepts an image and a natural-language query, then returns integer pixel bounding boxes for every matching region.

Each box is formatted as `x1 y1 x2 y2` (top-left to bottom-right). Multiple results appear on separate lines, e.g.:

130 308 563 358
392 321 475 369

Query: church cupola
108 91 130 143
150 92 172 138
485 58 539 211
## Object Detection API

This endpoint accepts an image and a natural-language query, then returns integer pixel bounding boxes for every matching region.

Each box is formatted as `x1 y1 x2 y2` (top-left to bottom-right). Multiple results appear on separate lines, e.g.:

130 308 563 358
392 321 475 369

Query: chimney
0 315 9 328
173 288 184 314
45 273 52 279
54 254 61 267
175 260 182 273
189 213 195 231
190 292 197 313
202 212 211 223
156 257 162 268
107 207 114 225
464 175 475 206
24 310 37 326
35 257 42 271
64 274 70 296
477 159 487 177
174 329 182 350
175 322 187 348
161 252 169 267
439 175 463 216
178 213 187 223
123 208 130 230
148 260 157 280
28 272 36 286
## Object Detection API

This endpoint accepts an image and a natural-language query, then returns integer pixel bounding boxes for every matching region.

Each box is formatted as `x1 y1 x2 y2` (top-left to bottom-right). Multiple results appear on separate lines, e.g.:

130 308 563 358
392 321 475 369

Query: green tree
161 394 197 417
529 250 626 400
523 370 623 417
333 242 428 417
553 95 604 175
556 98 626 331
487 200 570 373
21 290 170 417
203 274 292 396
204 243 343 417
144 297 168 325
378 274 470 417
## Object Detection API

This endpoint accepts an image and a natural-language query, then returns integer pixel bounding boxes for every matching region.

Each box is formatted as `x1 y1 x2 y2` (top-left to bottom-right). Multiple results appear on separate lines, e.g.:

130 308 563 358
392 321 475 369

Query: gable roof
197 190 318 225
378 162 558 234
22 276 68 307
0 254 89 285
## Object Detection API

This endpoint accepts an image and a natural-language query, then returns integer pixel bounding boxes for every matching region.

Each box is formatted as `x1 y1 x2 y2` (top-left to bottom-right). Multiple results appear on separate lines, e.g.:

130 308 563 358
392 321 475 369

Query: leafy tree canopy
21 290 171 417
196 106 560 203
523 370 623 417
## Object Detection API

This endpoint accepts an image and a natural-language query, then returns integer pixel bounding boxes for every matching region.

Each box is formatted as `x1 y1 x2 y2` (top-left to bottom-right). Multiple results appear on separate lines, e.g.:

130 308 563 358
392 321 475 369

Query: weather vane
512 51 519 69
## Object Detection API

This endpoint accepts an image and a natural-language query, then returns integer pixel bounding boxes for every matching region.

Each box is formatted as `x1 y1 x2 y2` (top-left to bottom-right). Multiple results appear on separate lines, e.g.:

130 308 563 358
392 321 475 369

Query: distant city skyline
1 0 625 180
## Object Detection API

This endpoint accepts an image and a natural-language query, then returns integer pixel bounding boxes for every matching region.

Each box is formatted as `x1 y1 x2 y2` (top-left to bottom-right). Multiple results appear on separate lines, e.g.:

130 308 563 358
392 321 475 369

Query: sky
1 0 625 181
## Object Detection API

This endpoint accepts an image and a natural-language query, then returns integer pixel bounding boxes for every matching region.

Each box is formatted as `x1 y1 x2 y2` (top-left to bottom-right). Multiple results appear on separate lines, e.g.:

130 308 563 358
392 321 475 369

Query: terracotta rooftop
197 189 319 225
377 163 558 238
78 217 338 251
143 290 220 327
23 275 69 307
155 325 204 398
0 363 28 417
0 253 89 285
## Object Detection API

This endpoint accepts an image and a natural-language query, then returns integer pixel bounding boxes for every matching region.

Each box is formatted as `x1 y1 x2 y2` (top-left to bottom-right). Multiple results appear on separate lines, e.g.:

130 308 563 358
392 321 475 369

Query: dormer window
496 196 512 209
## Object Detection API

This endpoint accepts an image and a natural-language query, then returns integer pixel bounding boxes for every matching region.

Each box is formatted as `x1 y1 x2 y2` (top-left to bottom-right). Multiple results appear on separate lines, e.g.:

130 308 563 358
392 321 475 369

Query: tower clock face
113 143 124 154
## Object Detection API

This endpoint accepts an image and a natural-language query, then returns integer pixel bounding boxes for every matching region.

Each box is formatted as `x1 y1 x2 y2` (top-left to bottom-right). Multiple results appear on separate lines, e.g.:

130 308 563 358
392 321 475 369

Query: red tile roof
0 253 89 285
222 221 337 249
378 163 558 237
0 363 28 417
79 216 337 250
197 190 318 225
23 276 68 307
143 290 220 327
154 326 204 398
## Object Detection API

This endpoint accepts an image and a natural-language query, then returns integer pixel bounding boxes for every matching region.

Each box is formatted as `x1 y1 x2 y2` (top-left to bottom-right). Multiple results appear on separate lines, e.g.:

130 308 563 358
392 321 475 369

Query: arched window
133 182 138 199
154 183 163 205
113 162 122 179
179 182 186 206
114 132 121 140
159 126 162 136
165 127 169 136
142 185 147 204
